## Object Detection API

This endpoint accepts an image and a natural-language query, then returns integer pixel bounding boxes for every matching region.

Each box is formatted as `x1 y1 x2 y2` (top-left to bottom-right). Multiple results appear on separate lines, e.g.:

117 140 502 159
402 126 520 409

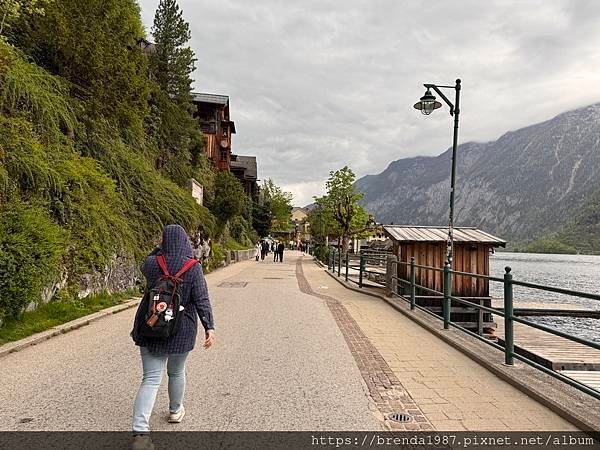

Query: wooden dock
557 371 600 392
491 300 600 370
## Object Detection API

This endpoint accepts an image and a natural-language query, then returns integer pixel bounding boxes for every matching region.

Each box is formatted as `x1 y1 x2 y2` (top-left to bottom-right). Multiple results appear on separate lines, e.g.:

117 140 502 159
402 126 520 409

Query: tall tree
261 179 293 232
210 171 247 223
0 0 52 36
319 166 371 254
151 0 196 102
308 200 339 244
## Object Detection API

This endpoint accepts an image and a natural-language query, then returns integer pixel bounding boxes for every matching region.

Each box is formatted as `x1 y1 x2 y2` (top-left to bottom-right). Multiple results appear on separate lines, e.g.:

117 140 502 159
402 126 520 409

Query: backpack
137 255 198 340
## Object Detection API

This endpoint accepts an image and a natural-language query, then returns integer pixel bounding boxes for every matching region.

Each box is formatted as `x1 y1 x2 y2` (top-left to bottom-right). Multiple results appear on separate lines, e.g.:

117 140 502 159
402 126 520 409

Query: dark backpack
137 255 198 340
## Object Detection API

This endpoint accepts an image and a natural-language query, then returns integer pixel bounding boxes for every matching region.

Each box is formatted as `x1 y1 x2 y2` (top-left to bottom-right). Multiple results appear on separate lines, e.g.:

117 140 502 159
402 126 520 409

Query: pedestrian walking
278 242 285 262
261 240 269 261
255 242 261 261
192 235 203 262
201 237 211 263
273 241 279 262
130 225 215 448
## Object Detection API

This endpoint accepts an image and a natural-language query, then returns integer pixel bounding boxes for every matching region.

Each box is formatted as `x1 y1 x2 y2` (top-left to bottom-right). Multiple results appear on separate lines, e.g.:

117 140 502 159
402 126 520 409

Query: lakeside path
0 253 576 431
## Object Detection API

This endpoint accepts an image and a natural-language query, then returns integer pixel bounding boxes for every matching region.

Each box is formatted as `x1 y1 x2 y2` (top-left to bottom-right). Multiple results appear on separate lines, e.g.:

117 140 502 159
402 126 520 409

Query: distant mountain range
355 103 600 251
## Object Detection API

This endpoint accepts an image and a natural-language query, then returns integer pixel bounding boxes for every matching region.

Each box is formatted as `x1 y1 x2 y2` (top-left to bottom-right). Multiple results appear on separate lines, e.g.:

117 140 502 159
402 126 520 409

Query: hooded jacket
131 224 214 354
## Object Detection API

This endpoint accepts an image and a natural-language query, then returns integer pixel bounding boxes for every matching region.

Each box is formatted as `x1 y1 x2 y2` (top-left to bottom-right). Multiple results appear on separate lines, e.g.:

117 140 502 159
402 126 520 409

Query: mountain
355 103 600 249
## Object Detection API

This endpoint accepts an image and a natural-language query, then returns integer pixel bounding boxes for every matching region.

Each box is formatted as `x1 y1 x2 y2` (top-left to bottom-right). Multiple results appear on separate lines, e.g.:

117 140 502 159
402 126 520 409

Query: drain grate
218 282 248 288
387 412 411 423
19 418 34 423
263 277 284 280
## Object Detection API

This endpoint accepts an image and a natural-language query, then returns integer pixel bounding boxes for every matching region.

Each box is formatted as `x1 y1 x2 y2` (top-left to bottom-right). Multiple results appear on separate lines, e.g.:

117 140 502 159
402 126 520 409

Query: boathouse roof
382 225 506 247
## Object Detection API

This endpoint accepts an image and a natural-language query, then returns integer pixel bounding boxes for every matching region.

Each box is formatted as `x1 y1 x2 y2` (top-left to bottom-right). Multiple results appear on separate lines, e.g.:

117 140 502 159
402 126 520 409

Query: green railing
322 247 600 400
388 258 600 400
327 249 388 289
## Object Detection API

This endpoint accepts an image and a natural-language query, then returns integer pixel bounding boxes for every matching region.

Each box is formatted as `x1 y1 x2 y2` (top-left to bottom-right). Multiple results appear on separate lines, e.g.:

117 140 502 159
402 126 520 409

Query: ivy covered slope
0 0 216 323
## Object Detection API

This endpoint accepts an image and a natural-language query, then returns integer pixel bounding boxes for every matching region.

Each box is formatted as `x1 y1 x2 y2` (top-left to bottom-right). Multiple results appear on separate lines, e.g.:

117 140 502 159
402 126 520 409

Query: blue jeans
132 347 189 433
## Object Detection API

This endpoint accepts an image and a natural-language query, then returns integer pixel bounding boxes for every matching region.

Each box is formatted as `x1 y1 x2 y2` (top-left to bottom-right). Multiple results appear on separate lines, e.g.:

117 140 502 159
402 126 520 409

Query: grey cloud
140 0 600 205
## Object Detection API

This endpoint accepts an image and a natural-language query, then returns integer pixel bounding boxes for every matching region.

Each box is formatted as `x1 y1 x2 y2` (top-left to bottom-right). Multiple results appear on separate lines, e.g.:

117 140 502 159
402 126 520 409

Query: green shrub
0 202 65 321
525 239 577 255
204 242 226 273
0 43 76 134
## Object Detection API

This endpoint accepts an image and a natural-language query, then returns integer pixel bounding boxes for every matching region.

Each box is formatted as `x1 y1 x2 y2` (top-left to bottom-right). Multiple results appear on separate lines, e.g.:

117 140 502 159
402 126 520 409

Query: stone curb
0 298 141 359
318 262 600 432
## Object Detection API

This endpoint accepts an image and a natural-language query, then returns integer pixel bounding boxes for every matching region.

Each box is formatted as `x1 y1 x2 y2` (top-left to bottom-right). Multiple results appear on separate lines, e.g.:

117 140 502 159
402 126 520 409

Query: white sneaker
168 405 185 423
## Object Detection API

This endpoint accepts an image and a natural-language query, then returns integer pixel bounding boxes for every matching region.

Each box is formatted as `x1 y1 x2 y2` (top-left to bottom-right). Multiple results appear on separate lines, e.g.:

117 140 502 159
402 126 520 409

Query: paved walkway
301 259 577 431
0 253 577 431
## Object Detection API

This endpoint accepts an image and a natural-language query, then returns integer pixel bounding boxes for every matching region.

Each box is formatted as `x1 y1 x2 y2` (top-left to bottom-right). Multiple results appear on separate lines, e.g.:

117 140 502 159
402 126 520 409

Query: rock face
78 255 140 299
355 103 600 244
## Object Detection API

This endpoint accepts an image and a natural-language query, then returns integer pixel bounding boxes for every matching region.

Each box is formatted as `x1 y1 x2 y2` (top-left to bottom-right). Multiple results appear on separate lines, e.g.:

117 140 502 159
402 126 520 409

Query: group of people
256 240 285 262
191 235 211 264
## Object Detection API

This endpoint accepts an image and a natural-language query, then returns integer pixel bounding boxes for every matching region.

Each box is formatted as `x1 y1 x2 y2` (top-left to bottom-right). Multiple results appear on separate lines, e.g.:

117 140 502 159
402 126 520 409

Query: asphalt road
0 253 380 431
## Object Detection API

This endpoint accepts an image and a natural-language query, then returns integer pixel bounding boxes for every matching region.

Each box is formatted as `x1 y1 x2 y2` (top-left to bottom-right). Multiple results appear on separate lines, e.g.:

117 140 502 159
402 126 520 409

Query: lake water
489 252 600 343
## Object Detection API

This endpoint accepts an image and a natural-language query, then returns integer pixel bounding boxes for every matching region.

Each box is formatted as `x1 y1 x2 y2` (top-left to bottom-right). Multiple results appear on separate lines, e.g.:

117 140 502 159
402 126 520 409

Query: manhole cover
218 282 248 288
19 418 34 423
387 412 411 422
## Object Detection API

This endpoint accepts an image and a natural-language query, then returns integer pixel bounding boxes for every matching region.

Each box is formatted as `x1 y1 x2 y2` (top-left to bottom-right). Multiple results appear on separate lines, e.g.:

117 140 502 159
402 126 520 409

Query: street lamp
413 79 461 265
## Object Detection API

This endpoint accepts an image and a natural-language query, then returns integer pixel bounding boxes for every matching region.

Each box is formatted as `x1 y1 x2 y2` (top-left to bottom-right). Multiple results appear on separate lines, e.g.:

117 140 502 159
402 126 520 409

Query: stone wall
27 248 258 316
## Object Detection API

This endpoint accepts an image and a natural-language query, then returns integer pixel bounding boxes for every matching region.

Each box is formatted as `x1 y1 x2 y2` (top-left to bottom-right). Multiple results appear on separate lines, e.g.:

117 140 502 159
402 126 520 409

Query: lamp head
414 88 442 115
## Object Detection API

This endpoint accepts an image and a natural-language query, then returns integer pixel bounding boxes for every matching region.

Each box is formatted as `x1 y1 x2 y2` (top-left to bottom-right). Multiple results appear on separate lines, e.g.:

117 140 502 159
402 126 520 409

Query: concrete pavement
0 253 380 431
0 252 579 432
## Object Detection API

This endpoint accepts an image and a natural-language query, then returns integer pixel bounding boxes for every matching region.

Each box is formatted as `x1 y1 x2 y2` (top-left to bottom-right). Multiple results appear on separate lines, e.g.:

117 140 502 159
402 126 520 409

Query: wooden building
191 93 236 171
230 154 258 197
383 225 506 333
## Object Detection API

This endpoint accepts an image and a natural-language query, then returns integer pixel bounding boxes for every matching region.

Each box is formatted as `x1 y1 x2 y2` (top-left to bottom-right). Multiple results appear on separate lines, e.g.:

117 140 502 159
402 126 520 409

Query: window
220 149 228 161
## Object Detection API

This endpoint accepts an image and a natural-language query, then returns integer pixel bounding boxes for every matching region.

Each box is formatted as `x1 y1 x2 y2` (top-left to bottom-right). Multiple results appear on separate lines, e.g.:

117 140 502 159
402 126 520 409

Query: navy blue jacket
131 225 214 354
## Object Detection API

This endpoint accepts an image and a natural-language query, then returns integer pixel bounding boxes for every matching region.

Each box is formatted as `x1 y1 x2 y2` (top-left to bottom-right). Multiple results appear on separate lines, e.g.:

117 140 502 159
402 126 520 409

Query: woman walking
130 224 215 449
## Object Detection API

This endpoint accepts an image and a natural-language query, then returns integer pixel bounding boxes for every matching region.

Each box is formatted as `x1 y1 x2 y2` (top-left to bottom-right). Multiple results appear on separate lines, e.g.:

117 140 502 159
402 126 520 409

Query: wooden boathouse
383 225 506 334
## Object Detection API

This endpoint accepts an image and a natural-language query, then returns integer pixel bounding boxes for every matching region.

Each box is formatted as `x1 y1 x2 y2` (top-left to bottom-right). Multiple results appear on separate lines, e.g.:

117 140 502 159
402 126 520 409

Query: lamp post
414 79 461 266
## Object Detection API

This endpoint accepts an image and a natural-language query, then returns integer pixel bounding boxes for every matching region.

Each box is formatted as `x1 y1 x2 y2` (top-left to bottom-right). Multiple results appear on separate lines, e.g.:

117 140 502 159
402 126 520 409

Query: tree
260 179 293 232
151 0 196 103
0 0 51 36
210 171 246 223
251 200 271 238
10 0 150 137
308 199 339 244
319 166 371 255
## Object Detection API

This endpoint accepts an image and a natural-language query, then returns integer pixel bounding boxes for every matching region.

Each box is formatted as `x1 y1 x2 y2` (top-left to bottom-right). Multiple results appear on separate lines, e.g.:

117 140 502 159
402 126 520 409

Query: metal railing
327 249 388 289
321 247 600 400
389 258 600 400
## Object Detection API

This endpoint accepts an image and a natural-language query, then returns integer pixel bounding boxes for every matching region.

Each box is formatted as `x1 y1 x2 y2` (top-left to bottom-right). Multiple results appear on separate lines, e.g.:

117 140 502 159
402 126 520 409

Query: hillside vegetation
0 0 274 324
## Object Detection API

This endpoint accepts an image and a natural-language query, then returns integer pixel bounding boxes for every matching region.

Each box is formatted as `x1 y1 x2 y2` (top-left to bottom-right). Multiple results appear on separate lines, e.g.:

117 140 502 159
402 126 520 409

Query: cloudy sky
139 0 600 206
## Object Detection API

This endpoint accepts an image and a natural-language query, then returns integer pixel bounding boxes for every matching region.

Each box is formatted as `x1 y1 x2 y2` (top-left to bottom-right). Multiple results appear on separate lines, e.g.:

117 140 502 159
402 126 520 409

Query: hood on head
161 224 193 259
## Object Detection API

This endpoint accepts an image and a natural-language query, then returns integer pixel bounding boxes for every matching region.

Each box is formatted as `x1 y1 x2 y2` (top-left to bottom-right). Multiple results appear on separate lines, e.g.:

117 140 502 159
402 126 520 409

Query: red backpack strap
174 258 198 279
156 255 170 276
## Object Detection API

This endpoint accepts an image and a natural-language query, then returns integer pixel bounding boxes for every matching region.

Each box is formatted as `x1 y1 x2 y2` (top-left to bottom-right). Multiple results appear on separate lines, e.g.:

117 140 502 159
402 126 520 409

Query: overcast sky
139 0 600 206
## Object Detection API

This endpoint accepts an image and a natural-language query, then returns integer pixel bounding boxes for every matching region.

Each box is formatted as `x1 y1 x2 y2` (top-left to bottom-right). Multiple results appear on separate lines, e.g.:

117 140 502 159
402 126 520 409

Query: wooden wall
395 242 491 297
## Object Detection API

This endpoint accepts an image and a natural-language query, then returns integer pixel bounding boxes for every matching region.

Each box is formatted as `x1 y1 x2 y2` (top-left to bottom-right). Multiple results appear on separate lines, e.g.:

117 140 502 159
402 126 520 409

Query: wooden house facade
383 225 506 333
191 93 236 171
230 154 258 197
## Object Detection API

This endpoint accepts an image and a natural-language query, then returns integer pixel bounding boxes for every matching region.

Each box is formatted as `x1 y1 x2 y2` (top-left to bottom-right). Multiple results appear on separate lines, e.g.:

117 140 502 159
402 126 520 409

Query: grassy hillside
0 0 254 324
556 193 600 254
515 193 600 255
